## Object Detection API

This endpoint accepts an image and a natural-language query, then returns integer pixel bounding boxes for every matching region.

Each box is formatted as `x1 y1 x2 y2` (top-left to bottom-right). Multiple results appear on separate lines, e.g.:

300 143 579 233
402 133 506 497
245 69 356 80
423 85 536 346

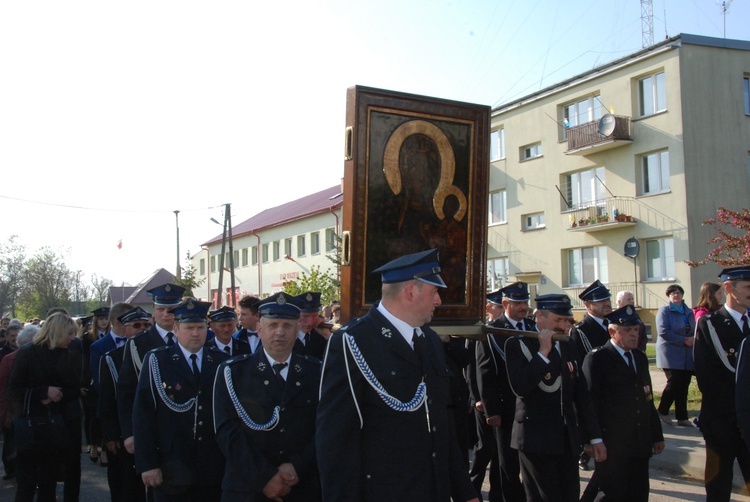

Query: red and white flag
117 239 122 250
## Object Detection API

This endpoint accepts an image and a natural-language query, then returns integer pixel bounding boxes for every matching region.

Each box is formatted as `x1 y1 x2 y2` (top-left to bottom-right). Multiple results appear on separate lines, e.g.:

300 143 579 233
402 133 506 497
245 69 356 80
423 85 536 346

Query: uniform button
432 426 438 432
279 450 285 455
264 380 270 385
199 421 204 426
366 475 372 480
391 371 397 375
428 399 433 405
281 407 286 412
296 381 301 386
432 452 437 458
198 437 203 441
279 428 286 433
198 406 203 410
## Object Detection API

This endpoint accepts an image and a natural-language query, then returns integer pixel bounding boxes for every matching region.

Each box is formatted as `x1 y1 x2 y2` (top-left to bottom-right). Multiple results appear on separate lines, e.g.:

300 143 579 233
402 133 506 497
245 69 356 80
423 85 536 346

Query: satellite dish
624 237 640 258
598 113 616 137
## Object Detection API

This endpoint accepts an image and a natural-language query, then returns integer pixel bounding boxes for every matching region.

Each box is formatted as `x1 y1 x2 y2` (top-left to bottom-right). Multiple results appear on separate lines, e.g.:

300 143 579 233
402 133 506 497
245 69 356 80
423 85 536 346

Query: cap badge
187 302 195 310
626 306 633 315
306 293 313 301
165 285 172 292
277 295 286 305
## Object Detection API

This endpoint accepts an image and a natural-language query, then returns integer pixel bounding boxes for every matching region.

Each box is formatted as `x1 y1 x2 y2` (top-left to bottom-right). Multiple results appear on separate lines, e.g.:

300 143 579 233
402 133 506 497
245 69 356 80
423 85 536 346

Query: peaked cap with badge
501 281 530 302
169 298 212 323
118 306 149 324
258 292 302 319
208 306 237 323
486 288 503 305
372 248 446 288
534 293 573 316
604 305 640 326
295 291 322 313
578 280 611 302
719 265 750 282
92 306 111 317
146 283 186 306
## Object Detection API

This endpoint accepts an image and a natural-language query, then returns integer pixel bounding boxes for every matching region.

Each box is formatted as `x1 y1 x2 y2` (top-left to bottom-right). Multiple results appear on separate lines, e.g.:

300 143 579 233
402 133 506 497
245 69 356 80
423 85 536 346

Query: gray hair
616 291 634 305
17 325 40 346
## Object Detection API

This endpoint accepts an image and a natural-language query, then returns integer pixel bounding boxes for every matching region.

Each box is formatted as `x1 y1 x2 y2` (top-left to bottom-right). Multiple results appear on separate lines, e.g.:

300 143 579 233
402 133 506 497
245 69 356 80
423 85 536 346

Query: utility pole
227 203 237 307
216 211 228 307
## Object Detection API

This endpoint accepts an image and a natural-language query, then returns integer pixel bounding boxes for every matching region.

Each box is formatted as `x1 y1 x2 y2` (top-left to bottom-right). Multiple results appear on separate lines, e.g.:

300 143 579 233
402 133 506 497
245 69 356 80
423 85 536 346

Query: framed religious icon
340 86 490 327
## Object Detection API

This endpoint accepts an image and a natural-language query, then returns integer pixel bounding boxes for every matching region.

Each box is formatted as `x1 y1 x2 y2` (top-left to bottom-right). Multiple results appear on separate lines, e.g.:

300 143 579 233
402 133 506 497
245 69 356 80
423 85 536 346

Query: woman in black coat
8 313 83 502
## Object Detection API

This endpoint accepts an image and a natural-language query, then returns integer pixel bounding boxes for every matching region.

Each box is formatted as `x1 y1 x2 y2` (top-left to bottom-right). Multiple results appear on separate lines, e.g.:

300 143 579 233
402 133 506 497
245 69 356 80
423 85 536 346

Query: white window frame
562 95 603 139
284 238 292 258
564 167 606 211
241 248 248 267
490 128 505 161
487 257 510 292
325 228 336 253
311 232 320 255
488 190 507 225
273 241 280 262
520 142 542 161
523 212 546 231
640 150 670 195
638 71 666 117
297 235 306 257
262 244 269 264
251 246 258 266
646 237 675 281
567 246 608 287
199 258 205 276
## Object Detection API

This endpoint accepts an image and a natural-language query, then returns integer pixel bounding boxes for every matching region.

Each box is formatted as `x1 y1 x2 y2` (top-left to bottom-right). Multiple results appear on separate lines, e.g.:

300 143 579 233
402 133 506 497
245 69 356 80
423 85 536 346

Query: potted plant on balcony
596 214 609 223
578 218 589 227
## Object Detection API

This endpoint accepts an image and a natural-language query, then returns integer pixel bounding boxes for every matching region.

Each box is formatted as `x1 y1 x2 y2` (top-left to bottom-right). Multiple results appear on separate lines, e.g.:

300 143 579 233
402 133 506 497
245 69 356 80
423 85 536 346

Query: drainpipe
252 230 262 296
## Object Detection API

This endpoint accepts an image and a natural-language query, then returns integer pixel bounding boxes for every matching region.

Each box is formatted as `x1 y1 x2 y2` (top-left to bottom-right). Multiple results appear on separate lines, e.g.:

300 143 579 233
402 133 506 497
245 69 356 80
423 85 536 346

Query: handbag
13 389 71 455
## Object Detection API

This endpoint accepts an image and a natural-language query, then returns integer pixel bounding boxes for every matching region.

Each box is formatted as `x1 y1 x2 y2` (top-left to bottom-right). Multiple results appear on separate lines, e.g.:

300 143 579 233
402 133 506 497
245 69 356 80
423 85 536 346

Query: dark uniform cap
118 307 149 324
534 294 573 316
92 307 110 318
719 265 750 282
604 305 641 326
295 292 322 313
486 289 503 305
578 280 611 302
500 282 530 302
372 249 446 288
80 315 94 326
168 298 211 323
146 283 186 306
258 292 302 319
208 306 237 323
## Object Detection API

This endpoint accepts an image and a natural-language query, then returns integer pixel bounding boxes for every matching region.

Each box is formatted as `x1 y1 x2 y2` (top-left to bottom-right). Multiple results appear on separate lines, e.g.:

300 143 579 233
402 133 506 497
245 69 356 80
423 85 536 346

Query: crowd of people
0 254 749 502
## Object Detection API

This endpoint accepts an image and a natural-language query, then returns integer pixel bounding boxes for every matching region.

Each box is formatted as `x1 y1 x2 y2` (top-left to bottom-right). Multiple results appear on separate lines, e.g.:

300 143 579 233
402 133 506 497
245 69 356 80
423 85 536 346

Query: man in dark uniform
99 307 149 502
293 291 330 360
213 292 321 501
695 265 750 500
582 305 664 501
133 298 229 502
476 284 533 501
118 283 185 456
316 249 478 502
206 306 251 357
233 295 261 352
569 279 612 472
505 294 605 502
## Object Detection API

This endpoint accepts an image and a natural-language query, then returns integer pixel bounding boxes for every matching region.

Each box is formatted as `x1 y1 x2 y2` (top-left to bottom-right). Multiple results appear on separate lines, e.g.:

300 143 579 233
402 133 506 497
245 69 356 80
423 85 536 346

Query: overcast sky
1 0 747 287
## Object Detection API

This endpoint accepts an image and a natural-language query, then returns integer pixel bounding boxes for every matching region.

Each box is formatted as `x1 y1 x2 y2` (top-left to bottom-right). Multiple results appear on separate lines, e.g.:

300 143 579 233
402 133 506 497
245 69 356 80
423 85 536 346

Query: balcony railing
565 197 637 232
565 115 632 154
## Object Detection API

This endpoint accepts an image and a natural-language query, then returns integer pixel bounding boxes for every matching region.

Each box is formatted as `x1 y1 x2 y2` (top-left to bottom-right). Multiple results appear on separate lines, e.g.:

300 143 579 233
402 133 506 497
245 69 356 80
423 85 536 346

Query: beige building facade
488 33 750 322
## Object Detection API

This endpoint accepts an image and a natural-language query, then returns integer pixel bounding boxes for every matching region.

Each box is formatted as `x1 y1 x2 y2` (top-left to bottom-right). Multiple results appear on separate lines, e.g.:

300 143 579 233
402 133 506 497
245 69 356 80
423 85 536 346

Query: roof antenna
717 0 733 38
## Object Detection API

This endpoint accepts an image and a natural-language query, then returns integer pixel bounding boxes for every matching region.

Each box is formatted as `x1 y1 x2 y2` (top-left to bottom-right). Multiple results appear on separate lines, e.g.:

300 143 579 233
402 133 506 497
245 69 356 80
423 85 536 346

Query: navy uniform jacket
476 315 533 423
570 314 610 367
90 333 117 394
695 307 746 431
316 303 476 502
293 328 327 361
117 326 166 439
505 334 601 455
736 337 750 450
213 350 321 500
99 345 125 445
582 341 663 457
133 345 229 487
205 337 252 357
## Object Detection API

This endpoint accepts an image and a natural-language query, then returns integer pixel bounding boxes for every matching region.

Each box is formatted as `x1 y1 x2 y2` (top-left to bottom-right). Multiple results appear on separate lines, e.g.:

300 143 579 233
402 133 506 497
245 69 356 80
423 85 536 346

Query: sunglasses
127 322 149 329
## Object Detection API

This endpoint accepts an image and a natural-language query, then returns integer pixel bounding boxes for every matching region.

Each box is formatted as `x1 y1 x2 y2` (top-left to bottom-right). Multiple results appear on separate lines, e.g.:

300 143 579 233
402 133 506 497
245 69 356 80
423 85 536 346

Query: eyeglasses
127 322 148 329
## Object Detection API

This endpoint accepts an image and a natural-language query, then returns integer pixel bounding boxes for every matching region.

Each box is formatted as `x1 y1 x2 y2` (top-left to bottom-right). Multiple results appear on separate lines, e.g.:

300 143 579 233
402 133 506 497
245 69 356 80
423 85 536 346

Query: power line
0 194 224 214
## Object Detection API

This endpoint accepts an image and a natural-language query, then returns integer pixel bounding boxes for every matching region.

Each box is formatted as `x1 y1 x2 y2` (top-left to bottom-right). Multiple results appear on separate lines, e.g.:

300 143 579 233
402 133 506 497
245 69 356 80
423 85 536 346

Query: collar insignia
381 327 392 338
294 364 302 372
257 361 267 372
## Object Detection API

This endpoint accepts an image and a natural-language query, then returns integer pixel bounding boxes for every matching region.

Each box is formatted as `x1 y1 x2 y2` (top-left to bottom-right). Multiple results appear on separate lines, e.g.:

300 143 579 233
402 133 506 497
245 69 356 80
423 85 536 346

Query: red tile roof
202 185 344 246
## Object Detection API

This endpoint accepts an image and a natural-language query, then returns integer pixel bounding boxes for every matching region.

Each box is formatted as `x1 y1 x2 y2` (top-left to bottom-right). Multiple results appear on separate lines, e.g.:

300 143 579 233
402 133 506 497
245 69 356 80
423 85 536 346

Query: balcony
564 115 632 155
565 197 637 233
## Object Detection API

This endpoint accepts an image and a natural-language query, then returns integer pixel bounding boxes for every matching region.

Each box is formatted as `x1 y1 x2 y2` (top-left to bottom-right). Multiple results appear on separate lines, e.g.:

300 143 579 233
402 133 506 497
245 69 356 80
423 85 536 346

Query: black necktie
603 319 609 328
742 315 750 338
516 322 524 331
166 332 175 346
223 345 231 355
190 354 200 376
273 362 288 386
412 330 425 367
304 332 310 346
115 337 126 346
625 351 636 374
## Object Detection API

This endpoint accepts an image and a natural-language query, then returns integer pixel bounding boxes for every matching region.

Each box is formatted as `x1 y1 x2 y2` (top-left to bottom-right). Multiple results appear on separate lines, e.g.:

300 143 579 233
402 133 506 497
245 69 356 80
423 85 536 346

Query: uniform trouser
492 422 523 502
595 454 650 502
1 426 15 476
106 447 145 502
154 484 220 502
469 408 501 501
657 369 693 421
703 422 750 501
518 448 579 502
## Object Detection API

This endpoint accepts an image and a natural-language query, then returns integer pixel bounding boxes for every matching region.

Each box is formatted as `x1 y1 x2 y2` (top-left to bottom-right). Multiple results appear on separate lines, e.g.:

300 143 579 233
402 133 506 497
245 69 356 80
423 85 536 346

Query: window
488 190 507 225
562 95 603 139
563 167 606 210
233 250 239 269
744 76 749 115
640 150 670 195
273 241 281 261
284 238 292 258
638 71 666 117
210 255 216 273
567 246 608 287
199 258 205 276
297 235 306 257
262 244 269 263
523 212 545 230
487 258 509 292
520 142 542 161
325 228 336 252
311 232 320 255
646 237 675 280
251 246 258 266
490 128 505 161
241 248 248 267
